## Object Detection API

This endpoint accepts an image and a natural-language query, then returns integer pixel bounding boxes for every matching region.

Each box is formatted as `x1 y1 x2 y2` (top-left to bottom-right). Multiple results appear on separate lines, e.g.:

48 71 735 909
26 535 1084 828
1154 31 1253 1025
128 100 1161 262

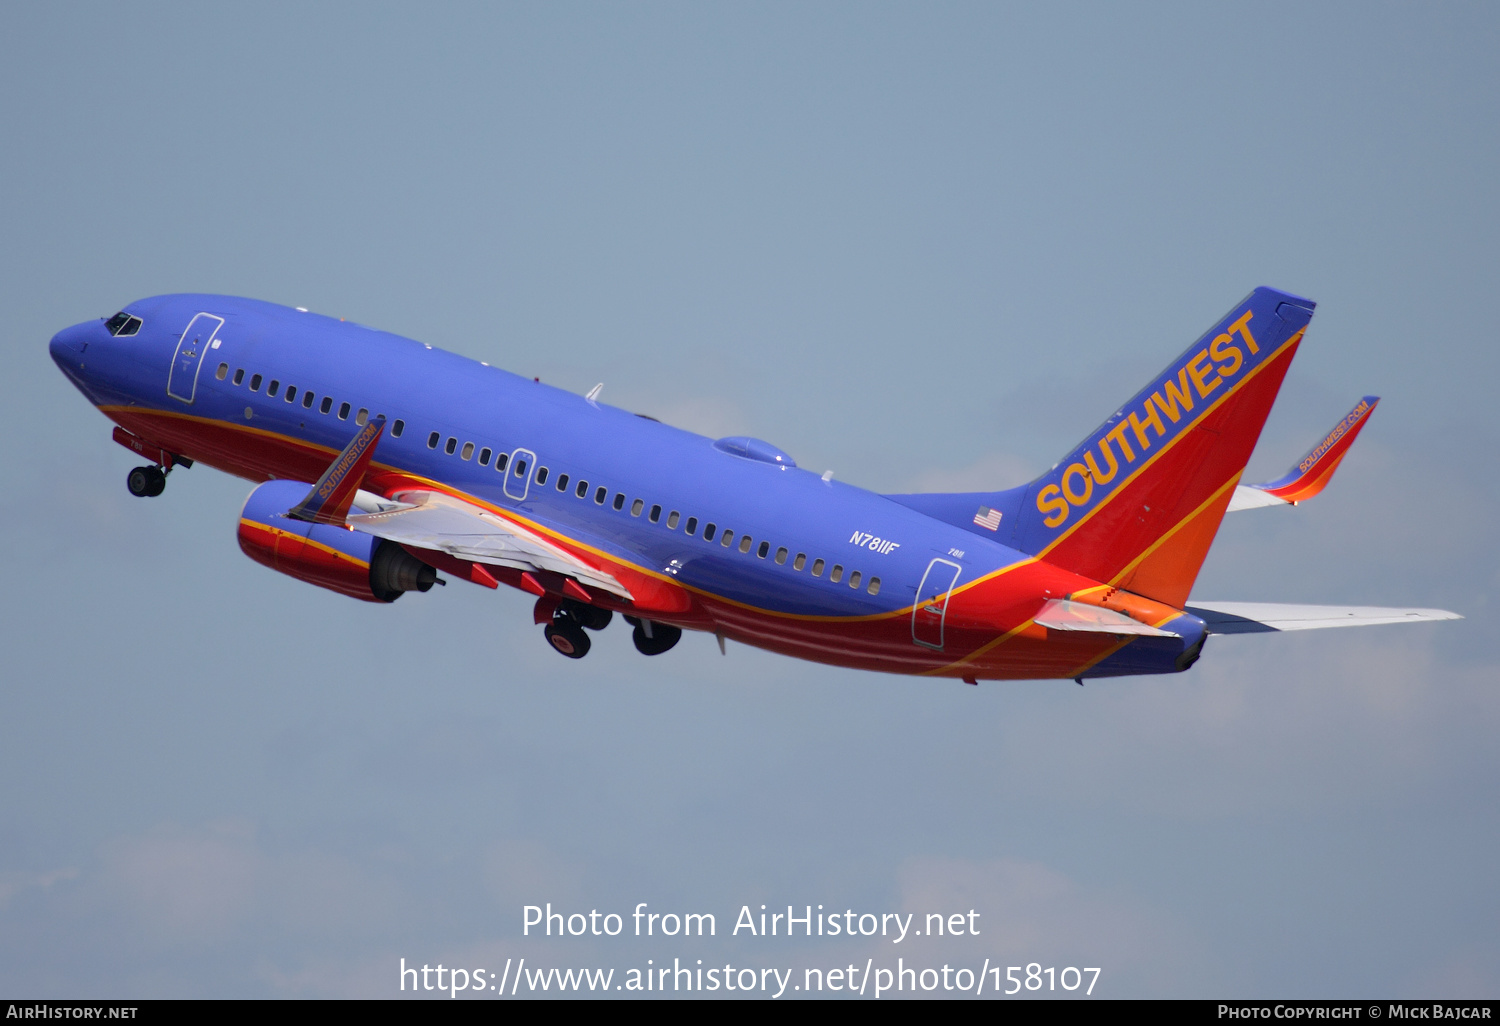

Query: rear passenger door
912 558 962 649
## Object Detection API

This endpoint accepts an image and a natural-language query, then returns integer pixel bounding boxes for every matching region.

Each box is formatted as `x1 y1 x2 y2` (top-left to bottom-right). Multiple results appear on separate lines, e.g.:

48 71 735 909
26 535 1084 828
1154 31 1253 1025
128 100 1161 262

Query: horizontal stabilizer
1185 601 1462 634
1034 598 1181 637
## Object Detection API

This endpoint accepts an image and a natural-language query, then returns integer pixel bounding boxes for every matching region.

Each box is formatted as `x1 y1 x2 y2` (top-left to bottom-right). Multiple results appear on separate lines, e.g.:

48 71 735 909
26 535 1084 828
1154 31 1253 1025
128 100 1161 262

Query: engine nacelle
238 480 436 602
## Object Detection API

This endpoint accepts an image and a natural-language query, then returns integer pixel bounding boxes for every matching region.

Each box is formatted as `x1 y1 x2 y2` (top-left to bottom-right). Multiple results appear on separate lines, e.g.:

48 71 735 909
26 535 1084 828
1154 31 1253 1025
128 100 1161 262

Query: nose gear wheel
127 465 166 497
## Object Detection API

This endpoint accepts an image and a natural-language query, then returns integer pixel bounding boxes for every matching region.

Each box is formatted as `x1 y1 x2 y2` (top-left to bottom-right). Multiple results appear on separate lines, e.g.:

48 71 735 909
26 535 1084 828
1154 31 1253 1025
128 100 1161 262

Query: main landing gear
625 615 682 656
540 600 682 659
543 598 613 659
126 465 167 497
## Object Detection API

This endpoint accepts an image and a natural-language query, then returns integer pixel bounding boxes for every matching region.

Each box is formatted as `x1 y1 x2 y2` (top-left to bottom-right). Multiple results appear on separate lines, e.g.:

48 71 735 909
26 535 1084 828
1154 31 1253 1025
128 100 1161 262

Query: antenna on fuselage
585 382 603 403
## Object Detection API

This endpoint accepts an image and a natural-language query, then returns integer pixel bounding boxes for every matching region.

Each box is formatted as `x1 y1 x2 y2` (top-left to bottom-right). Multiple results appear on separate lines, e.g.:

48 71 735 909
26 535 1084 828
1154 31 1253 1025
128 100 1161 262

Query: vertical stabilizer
1013 288 1314 607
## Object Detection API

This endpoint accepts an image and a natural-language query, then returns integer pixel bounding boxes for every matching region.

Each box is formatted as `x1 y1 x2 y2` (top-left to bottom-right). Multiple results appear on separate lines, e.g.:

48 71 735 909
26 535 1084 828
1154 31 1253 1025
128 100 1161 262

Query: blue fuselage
50 294 1206 680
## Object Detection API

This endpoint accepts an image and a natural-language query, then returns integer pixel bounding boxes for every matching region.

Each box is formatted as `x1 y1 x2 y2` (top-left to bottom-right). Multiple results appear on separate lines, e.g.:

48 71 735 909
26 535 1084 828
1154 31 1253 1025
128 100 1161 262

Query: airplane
48 287 1459 683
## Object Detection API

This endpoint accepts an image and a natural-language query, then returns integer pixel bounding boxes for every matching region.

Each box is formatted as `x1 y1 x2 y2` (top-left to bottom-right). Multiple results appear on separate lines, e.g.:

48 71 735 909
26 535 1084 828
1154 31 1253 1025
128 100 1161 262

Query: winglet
287 416 386 525
1231 396 1378 510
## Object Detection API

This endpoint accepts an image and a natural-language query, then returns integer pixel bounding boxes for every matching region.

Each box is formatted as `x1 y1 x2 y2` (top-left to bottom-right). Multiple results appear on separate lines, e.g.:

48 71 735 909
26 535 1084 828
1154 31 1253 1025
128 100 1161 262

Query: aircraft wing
1229 396 1379 511
1184 601 1462 634
345 489 634 601
1226 485 1292 511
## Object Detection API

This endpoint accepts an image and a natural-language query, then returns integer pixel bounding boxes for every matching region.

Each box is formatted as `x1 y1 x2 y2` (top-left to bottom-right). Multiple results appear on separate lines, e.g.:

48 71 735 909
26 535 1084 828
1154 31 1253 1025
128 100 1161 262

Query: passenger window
667 511 680 529
302 391 315 409
631 499 644 516
830 564 844 583
479 447 492 466
536 467 549 485
575 480 587 497
320 397 332 414
496 452 509 472
461 442 474 460
721 530 734 547
649 505 661 523
285 386 297 403
233 369 245 385
703 522 716 541
867 577 881 596
515 459 528 477
338 402 350 420
391 419 404 436
811 559 825 577
612 493 625 511
427 431 440 449
740 536 753 553
445 437 457 455
683 516 697 535
757 541 770 559
356 408 369 426
557 474 569 491
848 570 861 588
594 487 607 505
268 380 280 397
775 547 788 565
249 374 262 392
793 553 806 571
215 363 228 380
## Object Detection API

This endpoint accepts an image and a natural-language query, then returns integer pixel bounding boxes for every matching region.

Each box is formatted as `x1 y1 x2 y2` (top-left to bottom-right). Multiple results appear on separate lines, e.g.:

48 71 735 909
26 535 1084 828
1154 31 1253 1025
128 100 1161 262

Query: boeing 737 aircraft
48 288 1459 682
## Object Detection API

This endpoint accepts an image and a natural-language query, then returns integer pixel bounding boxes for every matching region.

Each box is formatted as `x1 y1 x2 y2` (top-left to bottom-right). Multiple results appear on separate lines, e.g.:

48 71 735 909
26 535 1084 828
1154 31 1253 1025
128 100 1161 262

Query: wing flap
1185 601 1462 634
346 490 633 601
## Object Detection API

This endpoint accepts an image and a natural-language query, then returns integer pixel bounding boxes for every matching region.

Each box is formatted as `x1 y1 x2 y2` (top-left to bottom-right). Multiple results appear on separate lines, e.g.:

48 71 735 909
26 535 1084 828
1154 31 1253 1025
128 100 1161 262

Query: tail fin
1014 287 1314 607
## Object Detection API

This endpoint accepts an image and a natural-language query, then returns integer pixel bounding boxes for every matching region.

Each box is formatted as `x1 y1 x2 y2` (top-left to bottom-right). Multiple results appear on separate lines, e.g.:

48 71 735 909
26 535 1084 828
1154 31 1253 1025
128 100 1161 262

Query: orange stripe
1105 473 1242 589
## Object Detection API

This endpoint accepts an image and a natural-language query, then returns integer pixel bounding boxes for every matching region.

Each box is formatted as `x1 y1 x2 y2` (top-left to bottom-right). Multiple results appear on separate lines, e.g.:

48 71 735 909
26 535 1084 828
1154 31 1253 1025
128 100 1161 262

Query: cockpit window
105 312 143 336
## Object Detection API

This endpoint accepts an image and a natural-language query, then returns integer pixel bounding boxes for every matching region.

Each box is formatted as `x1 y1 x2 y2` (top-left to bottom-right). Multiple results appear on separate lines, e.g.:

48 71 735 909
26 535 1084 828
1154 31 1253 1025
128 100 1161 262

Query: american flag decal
973 506 1002 531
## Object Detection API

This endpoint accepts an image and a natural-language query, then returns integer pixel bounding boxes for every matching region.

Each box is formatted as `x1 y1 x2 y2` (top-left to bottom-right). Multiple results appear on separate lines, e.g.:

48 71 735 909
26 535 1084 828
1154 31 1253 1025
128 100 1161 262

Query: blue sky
2 2 1496 998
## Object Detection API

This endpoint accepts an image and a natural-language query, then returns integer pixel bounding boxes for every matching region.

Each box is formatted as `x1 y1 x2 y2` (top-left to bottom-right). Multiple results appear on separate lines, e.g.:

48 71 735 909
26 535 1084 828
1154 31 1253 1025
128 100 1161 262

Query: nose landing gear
126 465 167 497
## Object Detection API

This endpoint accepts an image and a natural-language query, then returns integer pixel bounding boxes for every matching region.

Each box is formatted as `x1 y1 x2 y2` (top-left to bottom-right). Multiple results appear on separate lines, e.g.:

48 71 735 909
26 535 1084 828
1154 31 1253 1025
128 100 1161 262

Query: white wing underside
1185 601 1462 634
1033 598 1181 637
1226 485 1290 511
345 489 633 600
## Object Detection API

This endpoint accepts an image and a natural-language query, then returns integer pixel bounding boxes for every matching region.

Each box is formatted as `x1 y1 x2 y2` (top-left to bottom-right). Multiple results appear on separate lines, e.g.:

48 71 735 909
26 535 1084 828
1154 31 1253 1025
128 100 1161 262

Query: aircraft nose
50 323 91 360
